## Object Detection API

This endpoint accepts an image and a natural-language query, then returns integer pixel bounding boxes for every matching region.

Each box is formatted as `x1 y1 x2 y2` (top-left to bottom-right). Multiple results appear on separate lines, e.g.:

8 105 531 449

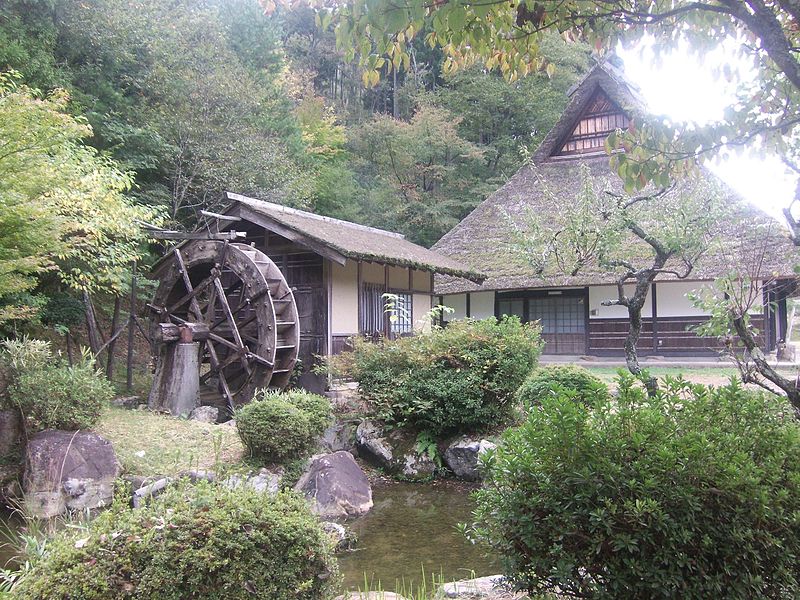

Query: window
360 283 385 336
498 298 524 320
389 292 413 336
359 285 413 338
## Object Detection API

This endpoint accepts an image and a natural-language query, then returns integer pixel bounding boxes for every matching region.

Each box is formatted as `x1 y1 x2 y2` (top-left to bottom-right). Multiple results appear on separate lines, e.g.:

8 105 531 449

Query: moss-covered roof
433 63 796 295
227 193 485 282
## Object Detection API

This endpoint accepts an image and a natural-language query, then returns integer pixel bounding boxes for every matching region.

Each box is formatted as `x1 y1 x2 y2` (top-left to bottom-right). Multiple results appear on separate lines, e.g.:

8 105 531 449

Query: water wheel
149 241 300 412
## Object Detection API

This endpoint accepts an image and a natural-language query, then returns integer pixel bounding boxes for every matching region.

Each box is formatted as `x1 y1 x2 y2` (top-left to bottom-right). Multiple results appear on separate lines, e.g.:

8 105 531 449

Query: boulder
110 396 140 410
356 421 437 480
23 430 120 518
321 521 357 552
132 477 172 508
189 406 219 424
294 451 373 519
320 420 358 454
437 575 524 599
0 409 21 456
443 438 497 481
401 451 436 480
223 467 284 495
336 593 407 600
356 421 394 465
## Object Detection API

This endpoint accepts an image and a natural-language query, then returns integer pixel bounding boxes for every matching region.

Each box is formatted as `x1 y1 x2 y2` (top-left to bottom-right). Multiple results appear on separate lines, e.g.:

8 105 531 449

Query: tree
349 103 485 245
0 73 157 323
513 164 724 390
692 223 800 412
304 0 800 200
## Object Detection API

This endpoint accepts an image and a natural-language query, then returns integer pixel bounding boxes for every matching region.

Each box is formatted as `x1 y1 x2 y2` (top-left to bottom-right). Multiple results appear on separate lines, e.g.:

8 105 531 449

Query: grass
94 407 244 477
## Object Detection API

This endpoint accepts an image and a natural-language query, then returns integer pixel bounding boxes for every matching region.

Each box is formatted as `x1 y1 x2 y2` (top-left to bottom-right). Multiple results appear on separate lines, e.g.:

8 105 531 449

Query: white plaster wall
413 294 433 332
331 261 359 334
389 265 408 289
470 291 495 319
362 262 384 284
412 270 432 292
442 294 467 320
589 285 652 318
655 281 712 317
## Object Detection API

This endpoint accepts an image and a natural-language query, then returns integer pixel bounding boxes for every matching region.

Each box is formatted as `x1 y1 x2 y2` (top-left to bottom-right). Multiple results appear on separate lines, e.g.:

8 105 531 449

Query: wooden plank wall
588 315 767 354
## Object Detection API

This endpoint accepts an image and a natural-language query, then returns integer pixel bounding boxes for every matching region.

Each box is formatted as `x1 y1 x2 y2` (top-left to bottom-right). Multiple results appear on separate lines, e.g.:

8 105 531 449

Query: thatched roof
226 193 485 282
433 63 796 295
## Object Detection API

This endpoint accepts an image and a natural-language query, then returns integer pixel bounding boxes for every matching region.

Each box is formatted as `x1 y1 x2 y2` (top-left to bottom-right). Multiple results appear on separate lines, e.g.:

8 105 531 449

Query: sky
617 42 796 222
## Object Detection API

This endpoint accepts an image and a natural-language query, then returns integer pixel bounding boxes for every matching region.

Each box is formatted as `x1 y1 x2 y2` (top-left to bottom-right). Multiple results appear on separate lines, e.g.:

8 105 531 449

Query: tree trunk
83 291 102 357
105 296 122 380
732 313 800 415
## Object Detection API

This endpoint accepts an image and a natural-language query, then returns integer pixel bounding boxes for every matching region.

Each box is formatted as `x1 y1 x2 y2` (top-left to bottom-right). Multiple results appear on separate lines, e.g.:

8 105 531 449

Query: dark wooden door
267 251 327 393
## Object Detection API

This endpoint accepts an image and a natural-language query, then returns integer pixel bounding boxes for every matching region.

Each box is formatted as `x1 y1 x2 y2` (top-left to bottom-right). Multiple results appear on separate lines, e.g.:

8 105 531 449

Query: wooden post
384 264 390 338
126 262 137 392
357 261 363 335
651 283 658 354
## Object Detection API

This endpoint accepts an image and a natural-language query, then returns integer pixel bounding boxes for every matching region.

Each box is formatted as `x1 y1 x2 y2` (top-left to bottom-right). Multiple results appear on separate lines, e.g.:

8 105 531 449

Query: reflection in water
337 480 498 591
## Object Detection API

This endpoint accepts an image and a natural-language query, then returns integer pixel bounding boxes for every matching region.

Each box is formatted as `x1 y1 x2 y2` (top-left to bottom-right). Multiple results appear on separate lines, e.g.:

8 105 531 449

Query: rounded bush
347 317 542 436
236 390 332 460
13 482 339 600
474 376 800 599
7 358 113 432
515 364 608 406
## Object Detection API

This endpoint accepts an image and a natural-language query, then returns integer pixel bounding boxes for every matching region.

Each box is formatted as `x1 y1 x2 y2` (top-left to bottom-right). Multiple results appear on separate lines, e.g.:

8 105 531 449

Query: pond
0 480 499 594
337 479 498 592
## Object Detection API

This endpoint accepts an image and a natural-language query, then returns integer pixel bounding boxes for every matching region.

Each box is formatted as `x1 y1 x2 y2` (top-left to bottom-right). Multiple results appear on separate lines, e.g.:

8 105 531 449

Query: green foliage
11 482 339 600
322 0 800 193
0 73 158 321
516 365 609 407
349 103 485 246
4 344 113 433
236 390 332 461
343 317 542 436
473 375 800 599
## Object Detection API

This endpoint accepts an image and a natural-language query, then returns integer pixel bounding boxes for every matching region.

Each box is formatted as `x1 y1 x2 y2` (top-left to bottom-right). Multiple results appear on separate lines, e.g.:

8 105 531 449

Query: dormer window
556 90 628 156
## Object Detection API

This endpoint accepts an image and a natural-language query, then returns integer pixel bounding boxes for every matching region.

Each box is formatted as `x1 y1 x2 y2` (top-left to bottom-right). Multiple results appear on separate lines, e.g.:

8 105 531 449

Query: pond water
337 480 498 592
0 480 498 593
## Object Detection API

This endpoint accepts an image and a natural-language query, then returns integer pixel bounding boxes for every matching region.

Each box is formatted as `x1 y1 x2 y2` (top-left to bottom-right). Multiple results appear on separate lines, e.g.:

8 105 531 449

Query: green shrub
236 390 332 461
343 317 542 436
2 340 112 432
473 375 800 599
515 364 609 406
12 482 339 600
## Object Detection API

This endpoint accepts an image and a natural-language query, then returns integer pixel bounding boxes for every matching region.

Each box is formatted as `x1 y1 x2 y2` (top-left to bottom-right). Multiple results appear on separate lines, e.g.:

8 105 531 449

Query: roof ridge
225 192 407 240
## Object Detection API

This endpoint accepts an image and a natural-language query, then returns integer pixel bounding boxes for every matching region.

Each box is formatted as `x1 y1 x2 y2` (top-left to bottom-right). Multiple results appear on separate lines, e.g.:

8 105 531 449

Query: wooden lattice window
557 90 628 156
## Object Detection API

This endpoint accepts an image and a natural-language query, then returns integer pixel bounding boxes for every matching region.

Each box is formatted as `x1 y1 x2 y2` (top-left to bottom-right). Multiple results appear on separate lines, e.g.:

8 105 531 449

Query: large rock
356 421 394 465
320 419 358 454
443 438 497 481
356 421 436 480
189 406 219 424
437 575 524 599
223 467 284 495
294 451 373 519
0 409 21 456
336 593 408 600
23 430 120 518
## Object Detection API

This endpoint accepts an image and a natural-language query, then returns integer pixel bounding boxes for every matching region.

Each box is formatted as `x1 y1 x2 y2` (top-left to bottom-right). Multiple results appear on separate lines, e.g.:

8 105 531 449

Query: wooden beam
152 322 211 344
149 231 246 241
651 283 658 353
384 264 390 338
200 210 241 222
466 292 471 318
357 260 363 335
